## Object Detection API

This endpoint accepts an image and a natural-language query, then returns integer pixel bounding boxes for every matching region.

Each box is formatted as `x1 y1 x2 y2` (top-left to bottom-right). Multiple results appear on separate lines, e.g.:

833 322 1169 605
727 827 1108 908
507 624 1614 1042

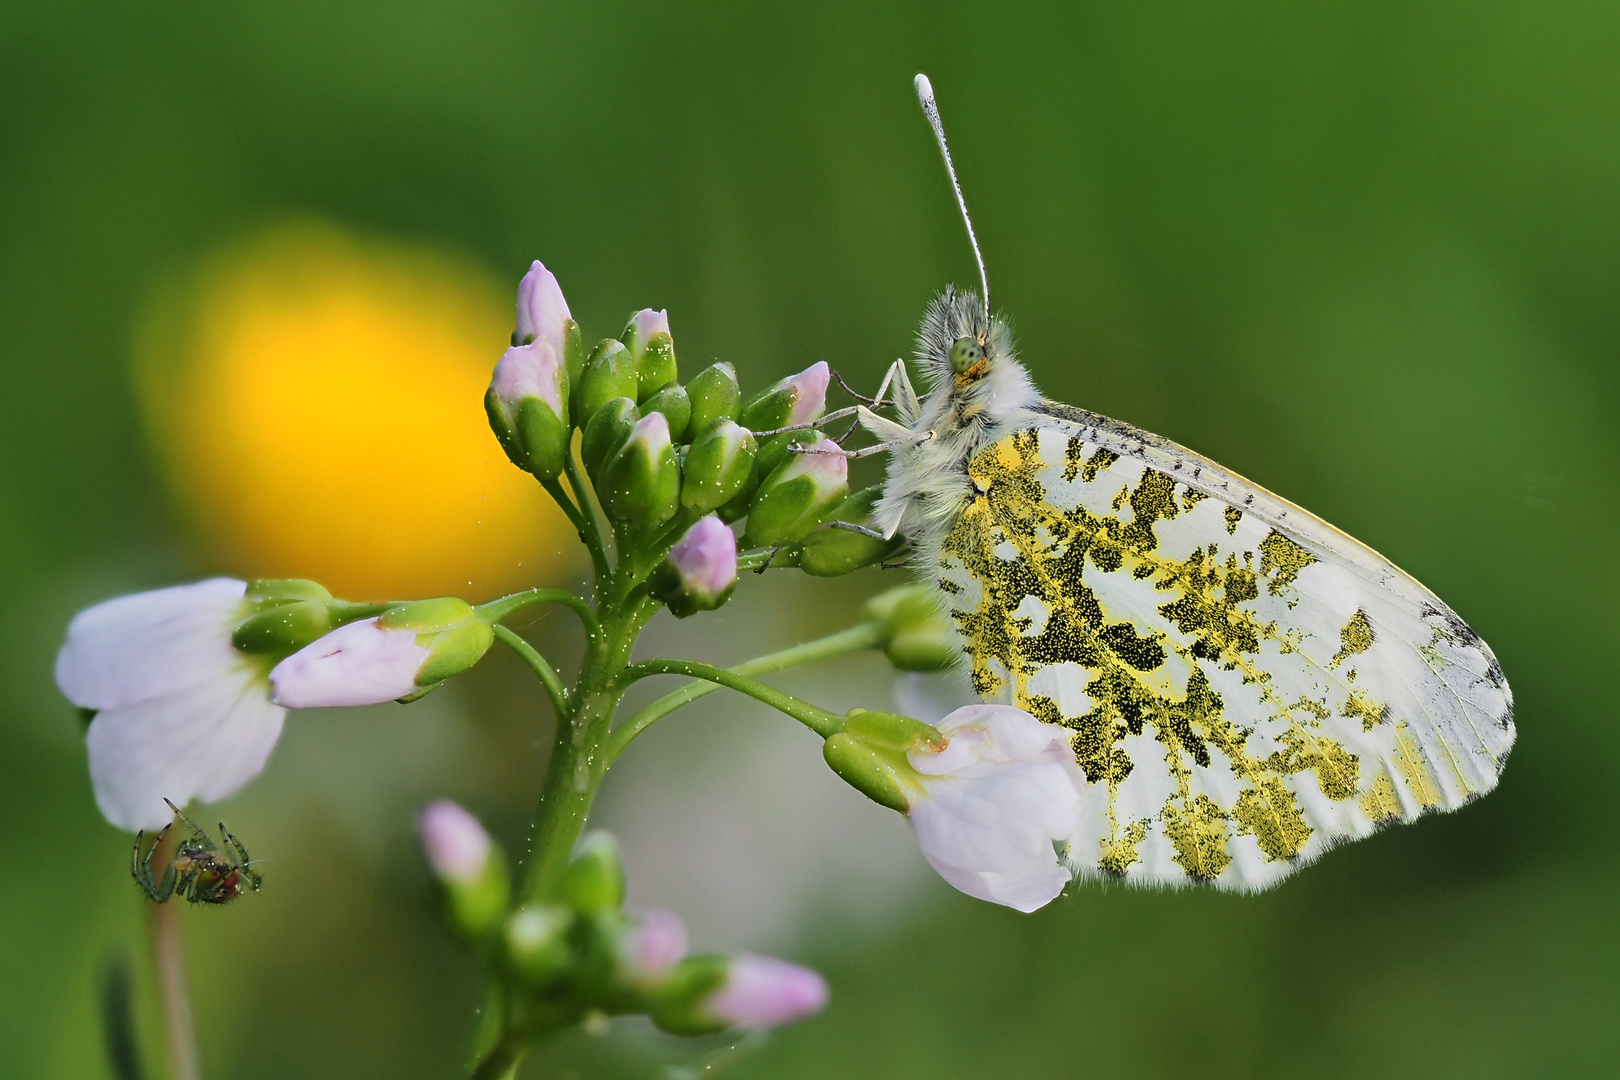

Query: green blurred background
3 1 1617 1077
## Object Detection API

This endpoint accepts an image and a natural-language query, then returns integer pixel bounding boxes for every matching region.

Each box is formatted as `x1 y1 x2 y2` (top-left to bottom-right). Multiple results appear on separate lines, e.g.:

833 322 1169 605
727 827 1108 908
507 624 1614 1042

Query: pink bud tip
625 909 688 977
784 361 830 426
516 260 572 351
669 515 738 598
627 410 672 451
417 799 491 884
800 438 848 485
707 954 829 1028
628 308 670 352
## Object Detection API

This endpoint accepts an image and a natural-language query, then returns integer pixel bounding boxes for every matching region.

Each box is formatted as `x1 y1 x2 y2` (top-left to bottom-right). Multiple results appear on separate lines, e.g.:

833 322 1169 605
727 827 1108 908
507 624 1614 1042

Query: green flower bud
557 833 626 914
646 954 731 1036
783 486 906 577
840 707 948 752
686 363 741 435
418 800 511 941
739 361 829 431
622 309 678 401
680 420 757 512
742 439 848 549
600 413 681 529
862 585 958 672
822 733 915 813
575 339 640 426
581 397 639 477
503 904 575 987
641 383 691 443
487 336 571 479
753 428 823 481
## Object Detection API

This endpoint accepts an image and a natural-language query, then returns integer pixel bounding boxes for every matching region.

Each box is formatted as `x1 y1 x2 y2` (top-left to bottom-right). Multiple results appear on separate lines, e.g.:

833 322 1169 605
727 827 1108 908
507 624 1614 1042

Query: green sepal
742 461 847 549
641 383 691 442
823 733 915 813
575 339 640 425
581 397 639 477
502 904 575 988
415 619 495 686
753 428 823 480
563 318 586 389
636 332 678 401
686 362 741 435
244 578 333 604
680 420 757 512
862 585 958 671
739 384 795 432
485 385 526 470
600 422 681 529
442 847 512 941
516 395 569 480
557 833 626 914
786 486 906 576
379 597 476 632
231 598 333 656
646 954 731 1036
841 707 948 752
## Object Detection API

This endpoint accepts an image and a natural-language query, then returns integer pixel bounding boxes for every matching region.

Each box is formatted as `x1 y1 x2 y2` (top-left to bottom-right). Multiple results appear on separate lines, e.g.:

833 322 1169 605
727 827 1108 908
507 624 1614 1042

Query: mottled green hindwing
936 405 1514 889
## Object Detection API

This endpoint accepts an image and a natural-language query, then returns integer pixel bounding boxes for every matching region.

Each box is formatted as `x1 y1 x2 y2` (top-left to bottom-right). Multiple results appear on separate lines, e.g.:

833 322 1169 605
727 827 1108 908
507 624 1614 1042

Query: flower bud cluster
485 263 906 618
417 807 826 1037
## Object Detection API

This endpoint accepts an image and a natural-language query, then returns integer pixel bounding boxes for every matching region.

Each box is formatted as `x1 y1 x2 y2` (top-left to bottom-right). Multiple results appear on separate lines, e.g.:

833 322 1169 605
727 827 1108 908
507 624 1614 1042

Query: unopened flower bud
487 339 570 479
707 955 829 1029
641 383 691 443
268 597 494 707
863 585 958 671
742 439 848 548
504 904 575 987
752 428 823 482
622 309 678 401
514 261 572 352
740 361 829 431
622 909 688 980
649 515 738 618
581 397 639 477
784 486 906 577
418 799 510 938
557 832 626 914
600 413 681 529
685 363 741 435
681 421 757 512
575 339 641 425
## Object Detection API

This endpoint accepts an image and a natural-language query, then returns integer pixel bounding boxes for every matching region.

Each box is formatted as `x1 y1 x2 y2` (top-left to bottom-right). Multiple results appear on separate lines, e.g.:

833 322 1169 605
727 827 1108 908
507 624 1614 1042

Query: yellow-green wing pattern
935 402 1514 889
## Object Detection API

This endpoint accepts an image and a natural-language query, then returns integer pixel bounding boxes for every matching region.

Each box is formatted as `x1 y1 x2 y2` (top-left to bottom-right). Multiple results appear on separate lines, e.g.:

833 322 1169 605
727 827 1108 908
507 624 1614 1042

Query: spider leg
133 824 178 903
221 827 263 892
164 798 217 853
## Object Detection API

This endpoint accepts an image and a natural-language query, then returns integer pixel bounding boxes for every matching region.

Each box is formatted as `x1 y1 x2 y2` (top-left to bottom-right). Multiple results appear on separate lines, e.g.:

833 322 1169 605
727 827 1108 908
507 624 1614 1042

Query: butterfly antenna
915 73 990 328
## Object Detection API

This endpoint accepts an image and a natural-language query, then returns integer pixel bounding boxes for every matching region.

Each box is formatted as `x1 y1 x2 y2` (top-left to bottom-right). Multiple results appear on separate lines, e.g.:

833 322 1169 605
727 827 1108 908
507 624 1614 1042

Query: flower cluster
53 256 1090 1078
418 803 826 1037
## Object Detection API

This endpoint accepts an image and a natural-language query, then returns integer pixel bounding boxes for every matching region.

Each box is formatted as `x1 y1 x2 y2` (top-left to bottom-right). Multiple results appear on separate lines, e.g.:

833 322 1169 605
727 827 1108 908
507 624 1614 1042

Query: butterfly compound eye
949 338 985 374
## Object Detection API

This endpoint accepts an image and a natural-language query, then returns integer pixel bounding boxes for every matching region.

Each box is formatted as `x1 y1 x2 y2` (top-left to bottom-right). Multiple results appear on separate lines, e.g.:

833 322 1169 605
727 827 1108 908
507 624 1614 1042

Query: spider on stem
132 798 262 905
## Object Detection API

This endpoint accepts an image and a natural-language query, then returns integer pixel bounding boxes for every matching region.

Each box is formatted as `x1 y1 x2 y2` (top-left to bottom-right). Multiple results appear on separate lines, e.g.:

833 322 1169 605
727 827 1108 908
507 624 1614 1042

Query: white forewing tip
914 74 934 106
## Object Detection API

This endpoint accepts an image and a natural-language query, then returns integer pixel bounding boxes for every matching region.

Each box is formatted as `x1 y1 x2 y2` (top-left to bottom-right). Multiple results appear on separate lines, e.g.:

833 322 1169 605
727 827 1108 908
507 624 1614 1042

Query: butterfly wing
934 401 1514 889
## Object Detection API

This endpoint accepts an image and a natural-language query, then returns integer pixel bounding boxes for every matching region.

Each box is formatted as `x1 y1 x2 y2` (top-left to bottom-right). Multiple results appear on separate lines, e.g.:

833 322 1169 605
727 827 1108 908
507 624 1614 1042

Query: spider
132 798 262 905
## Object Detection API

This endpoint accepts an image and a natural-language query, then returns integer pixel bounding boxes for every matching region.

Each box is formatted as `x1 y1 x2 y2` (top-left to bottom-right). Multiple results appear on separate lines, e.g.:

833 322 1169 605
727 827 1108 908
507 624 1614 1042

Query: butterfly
854 75 1514 890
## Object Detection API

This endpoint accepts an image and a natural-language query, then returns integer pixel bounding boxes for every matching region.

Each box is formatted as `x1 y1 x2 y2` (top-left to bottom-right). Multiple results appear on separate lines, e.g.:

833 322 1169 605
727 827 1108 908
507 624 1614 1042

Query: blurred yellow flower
134 223 577 601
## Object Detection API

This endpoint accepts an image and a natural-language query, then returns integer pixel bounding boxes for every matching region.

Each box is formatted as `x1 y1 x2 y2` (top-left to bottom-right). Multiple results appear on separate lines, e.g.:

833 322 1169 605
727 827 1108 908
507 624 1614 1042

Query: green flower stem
605 621 887 761
612 658 846 739
476 587 597 637
561 452 613 584
492 626 569 718
466 1032 526 1080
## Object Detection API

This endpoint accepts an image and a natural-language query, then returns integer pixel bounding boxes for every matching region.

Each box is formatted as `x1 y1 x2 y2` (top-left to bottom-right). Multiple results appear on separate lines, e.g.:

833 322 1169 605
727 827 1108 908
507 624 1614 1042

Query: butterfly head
917 284 1017 393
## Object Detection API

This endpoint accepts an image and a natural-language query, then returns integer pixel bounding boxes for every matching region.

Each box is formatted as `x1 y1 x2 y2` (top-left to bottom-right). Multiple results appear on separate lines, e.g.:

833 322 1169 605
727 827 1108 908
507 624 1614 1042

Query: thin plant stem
477 587 598 637
613 658 845 738
561 453 613 582
606 621 886 760
493 625 569 717
149 829 200 1080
